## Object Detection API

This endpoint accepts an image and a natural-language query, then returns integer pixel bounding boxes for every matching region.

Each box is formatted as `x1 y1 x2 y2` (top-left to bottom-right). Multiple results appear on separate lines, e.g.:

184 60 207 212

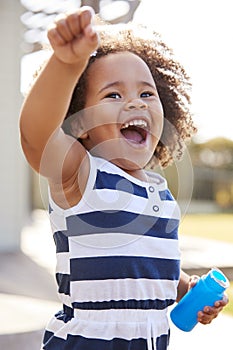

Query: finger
84 23 98 41
198 311 218 323
65 10 93 39
216 294 229 307
47 25 67 46
214 298 228 310
79 7 94 32
55 17 75 43
203 306 218 315
71 24 98 58
198 311 216 324
66 12 82 37
188 275 200 289
214 301 225 310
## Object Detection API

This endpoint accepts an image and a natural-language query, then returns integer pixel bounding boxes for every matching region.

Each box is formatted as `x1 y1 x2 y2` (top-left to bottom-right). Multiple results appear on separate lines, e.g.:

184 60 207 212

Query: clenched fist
47 6 99 65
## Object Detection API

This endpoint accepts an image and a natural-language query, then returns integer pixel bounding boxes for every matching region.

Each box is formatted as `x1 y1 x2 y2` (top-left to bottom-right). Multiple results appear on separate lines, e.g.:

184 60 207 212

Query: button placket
147 185 159 213
152 205 159 212
148 186 155 193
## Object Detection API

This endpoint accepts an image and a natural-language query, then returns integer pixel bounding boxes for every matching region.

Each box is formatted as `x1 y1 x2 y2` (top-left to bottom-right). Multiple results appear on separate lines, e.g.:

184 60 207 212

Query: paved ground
1 209 233 349
170 312 233 349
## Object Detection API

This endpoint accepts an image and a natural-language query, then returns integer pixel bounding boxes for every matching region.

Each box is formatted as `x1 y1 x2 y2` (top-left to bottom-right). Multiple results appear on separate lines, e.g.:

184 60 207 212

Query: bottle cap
205 268 229 293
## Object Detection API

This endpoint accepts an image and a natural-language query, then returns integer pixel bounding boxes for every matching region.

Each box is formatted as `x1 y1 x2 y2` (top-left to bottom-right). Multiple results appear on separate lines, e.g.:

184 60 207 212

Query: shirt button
153 205 159 212
148 186 155 192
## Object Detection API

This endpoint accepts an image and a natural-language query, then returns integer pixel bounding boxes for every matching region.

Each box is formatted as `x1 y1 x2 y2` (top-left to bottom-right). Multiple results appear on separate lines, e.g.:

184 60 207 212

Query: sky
21 0 233 143
134 0 233 142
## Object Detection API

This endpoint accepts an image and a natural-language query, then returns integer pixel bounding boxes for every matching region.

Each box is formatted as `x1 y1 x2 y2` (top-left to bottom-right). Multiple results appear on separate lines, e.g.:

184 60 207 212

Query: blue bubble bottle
170 268 229 332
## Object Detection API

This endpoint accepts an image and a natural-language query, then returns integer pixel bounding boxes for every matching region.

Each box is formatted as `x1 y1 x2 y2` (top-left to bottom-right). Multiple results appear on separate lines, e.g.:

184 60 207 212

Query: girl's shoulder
48 154 169 216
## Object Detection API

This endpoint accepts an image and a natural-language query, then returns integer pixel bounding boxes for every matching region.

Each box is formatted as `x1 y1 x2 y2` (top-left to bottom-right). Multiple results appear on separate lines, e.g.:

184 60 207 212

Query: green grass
179 213 233 243
179 213 233 316
224 282 233 316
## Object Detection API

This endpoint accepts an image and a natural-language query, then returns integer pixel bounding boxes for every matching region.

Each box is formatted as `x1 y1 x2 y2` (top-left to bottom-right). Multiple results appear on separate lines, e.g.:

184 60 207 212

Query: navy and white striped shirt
43 153 181 350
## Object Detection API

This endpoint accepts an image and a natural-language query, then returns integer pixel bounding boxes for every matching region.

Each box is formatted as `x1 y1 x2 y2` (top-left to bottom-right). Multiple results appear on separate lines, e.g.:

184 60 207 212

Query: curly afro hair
63 22 197 168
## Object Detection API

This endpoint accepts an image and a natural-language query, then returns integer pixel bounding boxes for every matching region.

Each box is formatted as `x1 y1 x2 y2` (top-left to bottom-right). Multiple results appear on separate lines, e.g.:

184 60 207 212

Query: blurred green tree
189 138 233 209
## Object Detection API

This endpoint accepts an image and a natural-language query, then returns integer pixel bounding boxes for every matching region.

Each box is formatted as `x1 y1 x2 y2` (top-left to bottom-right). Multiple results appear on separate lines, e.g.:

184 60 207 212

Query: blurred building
0 1 30 252
20 0 141 54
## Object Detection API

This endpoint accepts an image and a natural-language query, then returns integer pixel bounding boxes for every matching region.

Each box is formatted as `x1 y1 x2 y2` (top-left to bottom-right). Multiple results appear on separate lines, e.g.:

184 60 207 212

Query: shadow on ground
0 251 58 301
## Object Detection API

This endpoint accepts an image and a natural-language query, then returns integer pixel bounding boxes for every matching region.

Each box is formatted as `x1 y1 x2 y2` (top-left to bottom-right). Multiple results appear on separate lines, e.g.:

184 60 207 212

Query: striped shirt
42 153 181 350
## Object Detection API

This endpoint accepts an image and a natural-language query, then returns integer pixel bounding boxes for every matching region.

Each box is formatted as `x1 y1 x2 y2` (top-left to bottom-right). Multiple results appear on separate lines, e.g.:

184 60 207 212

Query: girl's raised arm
19 7 98 180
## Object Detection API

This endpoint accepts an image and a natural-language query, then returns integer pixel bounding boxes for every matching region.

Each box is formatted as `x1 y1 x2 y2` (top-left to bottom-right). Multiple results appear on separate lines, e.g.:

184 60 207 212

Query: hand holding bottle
171 268 229 332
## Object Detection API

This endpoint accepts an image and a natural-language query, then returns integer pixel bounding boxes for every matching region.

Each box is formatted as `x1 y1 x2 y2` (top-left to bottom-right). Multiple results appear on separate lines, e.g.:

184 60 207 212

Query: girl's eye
141 91 154 98
105 92 121 99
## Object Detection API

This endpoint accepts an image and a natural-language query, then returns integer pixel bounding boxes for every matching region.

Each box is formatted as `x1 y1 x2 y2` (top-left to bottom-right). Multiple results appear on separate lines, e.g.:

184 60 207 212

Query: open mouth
120 119 148 144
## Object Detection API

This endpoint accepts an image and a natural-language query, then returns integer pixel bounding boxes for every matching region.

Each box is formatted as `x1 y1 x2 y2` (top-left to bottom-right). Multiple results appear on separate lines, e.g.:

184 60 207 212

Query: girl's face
77 52 164 171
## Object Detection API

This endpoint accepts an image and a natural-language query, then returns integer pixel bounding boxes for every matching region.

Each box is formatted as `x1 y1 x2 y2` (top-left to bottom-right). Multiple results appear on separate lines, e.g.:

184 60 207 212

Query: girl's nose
124 99 148 111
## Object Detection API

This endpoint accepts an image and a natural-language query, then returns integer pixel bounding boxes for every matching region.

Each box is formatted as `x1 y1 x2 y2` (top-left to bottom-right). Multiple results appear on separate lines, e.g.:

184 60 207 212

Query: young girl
20 6 227 350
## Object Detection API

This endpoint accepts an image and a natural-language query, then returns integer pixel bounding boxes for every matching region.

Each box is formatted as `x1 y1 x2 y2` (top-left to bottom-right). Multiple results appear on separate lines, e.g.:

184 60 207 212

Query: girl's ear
70 117 89 140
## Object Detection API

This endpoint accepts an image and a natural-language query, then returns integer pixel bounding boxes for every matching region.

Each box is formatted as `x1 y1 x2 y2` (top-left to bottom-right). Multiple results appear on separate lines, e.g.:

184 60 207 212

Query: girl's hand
47 6 99 65
197 294 229 325
188 275 229 325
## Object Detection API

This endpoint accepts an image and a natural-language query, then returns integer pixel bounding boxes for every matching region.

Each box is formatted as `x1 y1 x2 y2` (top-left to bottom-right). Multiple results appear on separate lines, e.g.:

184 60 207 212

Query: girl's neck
124 168 148 182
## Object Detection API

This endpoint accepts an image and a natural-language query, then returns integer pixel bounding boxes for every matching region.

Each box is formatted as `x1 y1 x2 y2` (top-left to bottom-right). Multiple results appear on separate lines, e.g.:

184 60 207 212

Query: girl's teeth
122 120 147 129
